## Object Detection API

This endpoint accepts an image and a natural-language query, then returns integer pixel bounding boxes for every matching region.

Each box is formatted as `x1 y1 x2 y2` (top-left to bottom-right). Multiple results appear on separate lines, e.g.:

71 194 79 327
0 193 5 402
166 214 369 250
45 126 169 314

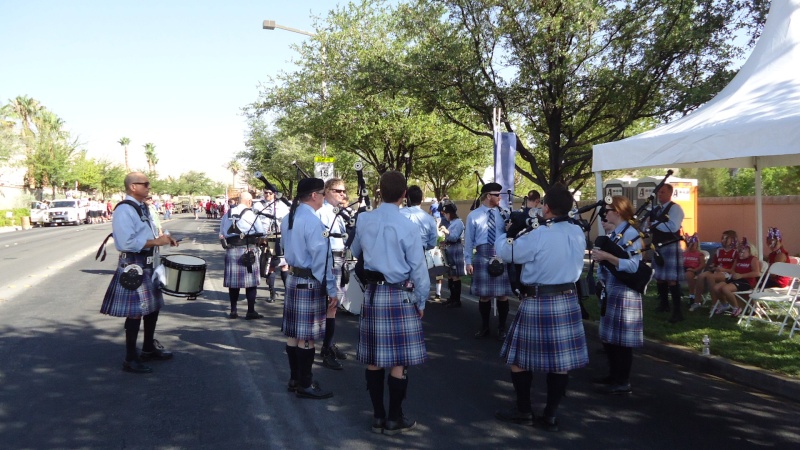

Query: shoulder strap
114 199 143 218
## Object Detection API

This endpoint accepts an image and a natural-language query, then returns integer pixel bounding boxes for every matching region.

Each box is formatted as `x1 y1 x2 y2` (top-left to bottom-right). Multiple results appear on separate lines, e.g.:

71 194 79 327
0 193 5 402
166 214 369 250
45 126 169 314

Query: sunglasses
330 188 346 194
132 182 150 188
487 193 501 198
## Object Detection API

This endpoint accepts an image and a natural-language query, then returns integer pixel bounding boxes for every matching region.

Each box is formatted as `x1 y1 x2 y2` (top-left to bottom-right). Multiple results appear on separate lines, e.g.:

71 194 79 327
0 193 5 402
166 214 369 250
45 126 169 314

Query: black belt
521 283 576 297
362 269 414 292
290 267 315 279
226 236 261 246
331 251 345 258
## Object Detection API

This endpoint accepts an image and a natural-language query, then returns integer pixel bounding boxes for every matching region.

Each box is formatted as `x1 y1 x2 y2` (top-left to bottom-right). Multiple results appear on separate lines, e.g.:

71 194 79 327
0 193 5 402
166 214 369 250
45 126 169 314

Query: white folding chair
740 263 800 332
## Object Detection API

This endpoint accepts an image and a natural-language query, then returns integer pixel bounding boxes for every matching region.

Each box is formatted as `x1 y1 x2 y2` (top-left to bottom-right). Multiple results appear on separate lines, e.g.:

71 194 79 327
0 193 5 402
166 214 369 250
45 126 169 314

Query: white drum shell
162 254 207 297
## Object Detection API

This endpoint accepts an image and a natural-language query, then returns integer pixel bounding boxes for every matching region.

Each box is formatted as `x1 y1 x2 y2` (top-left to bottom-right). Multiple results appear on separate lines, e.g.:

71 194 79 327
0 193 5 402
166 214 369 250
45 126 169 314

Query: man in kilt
649 184 685 323
219 192 265 320
494 184 589 431
316 177 350 370
100 172 179 374
465 182 513 340
351 171 430 435
253 188 289 303
280 178 338 400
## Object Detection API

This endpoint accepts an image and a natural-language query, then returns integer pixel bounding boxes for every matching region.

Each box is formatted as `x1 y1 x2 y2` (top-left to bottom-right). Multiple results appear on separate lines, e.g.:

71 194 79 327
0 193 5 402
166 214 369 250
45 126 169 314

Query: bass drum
425 248 450 280
161 254 206 299
342 266 364 315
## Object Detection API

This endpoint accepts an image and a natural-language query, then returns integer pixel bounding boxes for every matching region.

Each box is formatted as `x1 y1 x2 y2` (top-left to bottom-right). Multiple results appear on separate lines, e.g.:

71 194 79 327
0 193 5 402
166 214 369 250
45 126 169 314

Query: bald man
220 191 266 319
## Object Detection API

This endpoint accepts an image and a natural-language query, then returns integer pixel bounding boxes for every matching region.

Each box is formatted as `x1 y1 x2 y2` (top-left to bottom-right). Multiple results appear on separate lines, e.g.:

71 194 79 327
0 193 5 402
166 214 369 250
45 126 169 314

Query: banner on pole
493 132 516 210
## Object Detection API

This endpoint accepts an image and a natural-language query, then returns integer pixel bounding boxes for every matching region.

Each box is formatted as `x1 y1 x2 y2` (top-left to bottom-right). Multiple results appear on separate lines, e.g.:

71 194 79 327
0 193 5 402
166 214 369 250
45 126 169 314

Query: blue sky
0 0 344 183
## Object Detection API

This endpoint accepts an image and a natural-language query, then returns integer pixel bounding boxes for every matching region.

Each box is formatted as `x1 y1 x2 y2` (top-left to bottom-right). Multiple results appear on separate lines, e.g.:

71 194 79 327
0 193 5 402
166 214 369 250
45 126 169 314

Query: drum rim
162 254 207 271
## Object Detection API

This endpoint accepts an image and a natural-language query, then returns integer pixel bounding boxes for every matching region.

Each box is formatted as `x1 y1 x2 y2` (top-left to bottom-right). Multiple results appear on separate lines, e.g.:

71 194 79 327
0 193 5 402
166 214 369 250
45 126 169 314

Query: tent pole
595 171 604 236
755 159 764 260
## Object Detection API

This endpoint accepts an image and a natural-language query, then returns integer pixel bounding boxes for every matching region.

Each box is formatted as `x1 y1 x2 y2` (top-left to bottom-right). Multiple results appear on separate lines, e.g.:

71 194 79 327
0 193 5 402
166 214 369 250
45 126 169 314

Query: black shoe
321 348 343 370
592 376 614 385
607 383 632 395
497 328 508 341
474 328 490 338
266 294 276 304
122 359 153 374
446 301 462 308
287 379 298 392
495 408 533 425
442 298 453 305
245 311 263 320
295 382 333 399
668 314 684 323
371 418 386 434
434 294 441 301
330 344 347 360
383 416 416 435
228 311 239 319
537 416 559 432
140 340 173 361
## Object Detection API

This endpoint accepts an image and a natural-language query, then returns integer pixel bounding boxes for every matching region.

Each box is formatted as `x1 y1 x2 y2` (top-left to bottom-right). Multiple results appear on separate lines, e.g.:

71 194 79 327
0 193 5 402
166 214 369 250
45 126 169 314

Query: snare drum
425 248 449 278
343 267 364 315
161 254 206 299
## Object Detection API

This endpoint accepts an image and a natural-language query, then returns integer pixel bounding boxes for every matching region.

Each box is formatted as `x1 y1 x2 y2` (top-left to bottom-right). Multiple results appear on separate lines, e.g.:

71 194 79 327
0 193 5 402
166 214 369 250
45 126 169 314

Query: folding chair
739 262 800 331
699 250 712 307
708 264 767 319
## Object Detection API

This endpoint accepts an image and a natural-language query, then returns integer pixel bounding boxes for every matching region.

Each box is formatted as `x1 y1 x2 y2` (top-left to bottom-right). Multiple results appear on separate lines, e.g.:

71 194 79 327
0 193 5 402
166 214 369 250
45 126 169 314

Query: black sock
510 370 533 413
657 283 669 308
453 280 462 302
387 374 408 421
323 318 336 349
479 301 491 329
544 373 569 418
286 345 299 381
670 284 683 315
366 368 386 419
618 347 633 384
296 347 316 388
229 288 240 311
603 342 617 381
447 279 454 297
124 318 141 361
245 287 257 313
142 311 159 352
497 300 509 329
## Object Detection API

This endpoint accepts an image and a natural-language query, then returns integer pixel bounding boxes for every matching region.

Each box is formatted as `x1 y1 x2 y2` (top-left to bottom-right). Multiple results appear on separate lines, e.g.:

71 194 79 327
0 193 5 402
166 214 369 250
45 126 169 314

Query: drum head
164 254 206 270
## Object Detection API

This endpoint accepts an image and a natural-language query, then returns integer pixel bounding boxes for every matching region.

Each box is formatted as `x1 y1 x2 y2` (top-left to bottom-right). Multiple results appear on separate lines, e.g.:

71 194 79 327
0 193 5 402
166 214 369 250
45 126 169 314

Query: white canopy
592 0 800 172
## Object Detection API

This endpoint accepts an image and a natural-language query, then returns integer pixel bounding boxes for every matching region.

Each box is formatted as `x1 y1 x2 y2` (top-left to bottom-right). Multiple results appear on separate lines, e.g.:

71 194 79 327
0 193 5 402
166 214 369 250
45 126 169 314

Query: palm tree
2 95 42 188
143 142 158 176
118 137 131 171
226 159 243 188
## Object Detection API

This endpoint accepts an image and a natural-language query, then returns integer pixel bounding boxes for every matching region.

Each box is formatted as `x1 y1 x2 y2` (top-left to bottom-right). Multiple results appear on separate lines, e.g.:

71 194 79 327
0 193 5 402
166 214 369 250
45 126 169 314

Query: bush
0 208 31 227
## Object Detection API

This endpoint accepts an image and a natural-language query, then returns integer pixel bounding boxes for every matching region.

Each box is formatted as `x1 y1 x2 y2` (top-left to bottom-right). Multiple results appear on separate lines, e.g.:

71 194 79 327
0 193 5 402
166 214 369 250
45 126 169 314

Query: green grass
582 282 800 378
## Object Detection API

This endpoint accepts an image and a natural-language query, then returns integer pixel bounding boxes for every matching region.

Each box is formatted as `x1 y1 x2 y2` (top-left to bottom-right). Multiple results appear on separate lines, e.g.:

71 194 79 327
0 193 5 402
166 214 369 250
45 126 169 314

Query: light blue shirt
317 200 346 251
219 204 265 238
464 204 504 264
653 201 684 234
280 203 337 297
351 203 431 309
598 222 644 284
495 221 585 285
112 195 157 252
400 205 438 250
445 218 464 243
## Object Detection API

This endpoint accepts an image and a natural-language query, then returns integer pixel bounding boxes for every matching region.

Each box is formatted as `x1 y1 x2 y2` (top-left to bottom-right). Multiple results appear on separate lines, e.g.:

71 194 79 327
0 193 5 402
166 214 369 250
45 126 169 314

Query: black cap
442 203 457 214
297 177 324 198
481 182 502 194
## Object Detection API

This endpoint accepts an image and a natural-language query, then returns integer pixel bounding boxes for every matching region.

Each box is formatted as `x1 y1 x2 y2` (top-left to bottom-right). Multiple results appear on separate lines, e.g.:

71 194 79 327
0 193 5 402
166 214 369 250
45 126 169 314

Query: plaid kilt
599 277 644 348
470 244 513 297
100 253 164 318
445 243 466 277
332 253 346 303
500 292 589 372
223 246 260 288
357 285 427 367
281 275 327 341
655 241 684 282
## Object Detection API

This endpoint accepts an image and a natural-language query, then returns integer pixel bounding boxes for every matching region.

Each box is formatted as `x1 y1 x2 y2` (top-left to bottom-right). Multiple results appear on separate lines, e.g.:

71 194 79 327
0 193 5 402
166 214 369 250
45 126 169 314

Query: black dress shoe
245 311 263 320
495 408 533 425
474 328 490 338
371 418 386 434
122 359 153 374
295 382 333 399
287 379 298 392
607 383 632 395
140 340 173 361
383 415 416 435
228 311 239 319
330 344 347 360
592 376 614 385
266 295 275 304
321 348 343 370
446 301 462 308
537 416 559 432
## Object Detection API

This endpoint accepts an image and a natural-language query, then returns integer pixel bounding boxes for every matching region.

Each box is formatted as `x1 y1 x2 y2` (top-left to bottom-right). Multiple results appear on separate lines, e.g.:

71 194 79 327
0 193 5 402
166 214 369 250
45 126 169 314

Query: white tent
591 0 800 256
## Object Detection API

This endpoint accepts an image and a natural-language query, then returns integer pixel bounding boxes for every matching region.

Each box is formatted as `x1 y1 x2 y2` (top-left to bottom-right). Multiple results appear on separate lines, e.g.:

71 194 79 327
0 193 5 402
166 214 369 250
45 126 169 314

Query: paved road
1 216 798 449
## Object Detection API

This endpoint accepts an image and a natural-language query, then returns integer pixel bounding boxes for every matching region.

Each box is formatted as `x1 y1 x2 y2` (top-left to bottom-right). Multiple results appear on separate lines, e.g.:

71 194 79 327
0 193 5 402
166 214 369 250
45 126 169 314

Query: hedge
0 208 32 227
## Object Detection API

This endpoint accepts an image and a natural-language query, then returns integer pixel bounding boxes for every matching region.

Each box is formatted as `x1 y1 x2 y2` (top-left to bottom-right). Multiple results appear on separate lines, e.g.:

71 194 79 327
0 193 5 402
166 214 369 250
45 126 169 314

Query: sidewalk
447 281 800 403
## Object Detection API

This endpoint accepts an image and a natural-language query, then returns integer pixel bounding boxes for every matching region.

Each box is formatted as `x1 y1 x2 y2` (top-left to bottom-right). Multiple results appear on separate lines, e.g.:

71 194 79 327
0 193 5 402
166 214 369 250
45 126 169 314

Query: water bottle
702 335 710 356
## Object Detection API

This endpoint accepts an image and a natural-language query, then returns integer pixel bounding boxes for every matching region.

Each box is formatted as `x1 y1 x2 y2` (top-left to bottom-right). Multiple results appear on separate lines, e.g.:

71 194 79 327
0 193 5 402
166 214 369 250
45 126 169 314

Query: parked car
30 201 50 227
46 199 87 226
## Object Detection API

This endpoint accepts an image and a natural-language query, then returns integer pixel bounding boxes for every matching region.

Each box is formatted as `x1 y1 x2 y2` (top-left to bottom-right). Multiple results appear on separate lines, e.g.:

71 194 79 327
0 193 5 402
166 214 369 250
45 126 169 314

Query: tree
225 158 243 187
2 95 42 187
118 137 131 172
388 0 764 191
69 150 104 194
28 109 77 197
143 142 158 176
98 160 127 199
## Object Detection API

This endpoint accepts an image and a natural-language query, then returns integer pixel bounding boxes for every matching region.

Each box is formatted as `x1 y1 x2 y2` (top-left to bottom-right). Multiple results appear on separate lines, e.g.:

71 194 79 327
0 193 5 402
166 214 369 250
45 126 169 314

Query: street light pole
262 19 327 157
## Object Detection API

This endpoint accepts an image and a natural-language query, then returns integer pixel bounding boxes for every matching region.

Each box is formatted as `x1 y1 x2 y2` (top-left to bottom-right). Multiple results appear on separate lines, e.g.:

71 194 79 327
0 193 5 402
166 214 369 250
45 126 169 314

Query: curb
450 282 800 402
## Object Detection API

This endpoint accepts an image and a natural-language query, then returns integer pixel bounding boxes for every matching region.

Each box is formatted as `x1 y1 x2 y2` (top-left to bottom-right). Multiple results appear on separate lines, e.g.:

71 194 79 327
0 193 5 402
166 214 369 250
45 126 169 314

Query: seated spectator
693 230 738 303
710 238 761 317
763 227 792 289
684 234 707 312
